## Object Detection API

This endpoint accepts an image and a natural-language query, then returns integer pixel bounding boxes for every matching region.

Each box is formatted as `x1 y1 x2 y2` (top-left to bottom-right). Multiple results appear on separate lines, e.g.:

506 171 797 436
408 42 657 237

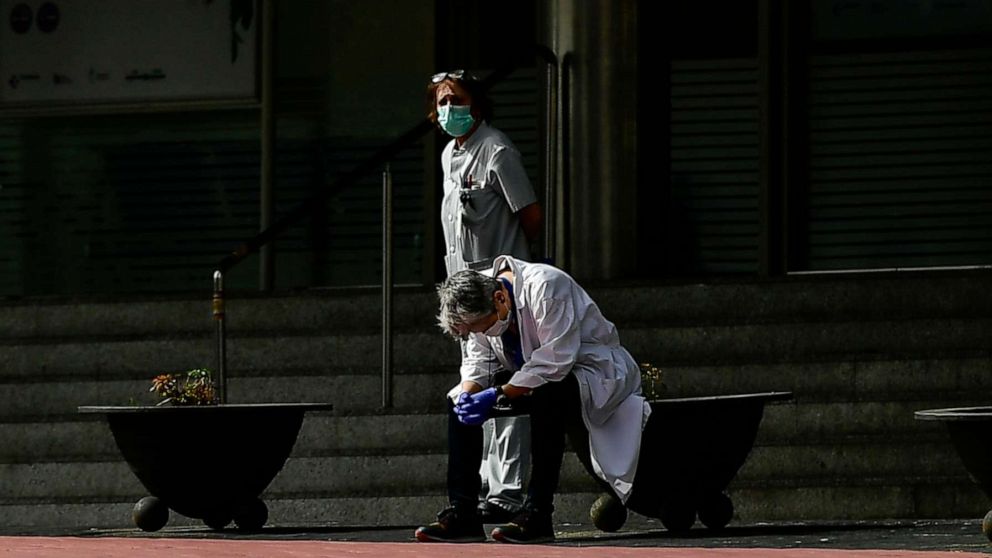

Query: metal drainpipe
259 0 275 291
381 165 394 409
212 270 227 403
544 56 559 263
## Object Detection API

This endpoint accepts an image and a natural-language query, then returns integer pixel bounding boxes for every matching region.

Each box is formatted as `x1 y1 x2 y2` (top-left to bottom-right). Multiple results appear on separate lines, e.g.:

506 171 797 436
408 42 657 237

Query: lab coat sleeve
508 297 580 389
459 333 500 388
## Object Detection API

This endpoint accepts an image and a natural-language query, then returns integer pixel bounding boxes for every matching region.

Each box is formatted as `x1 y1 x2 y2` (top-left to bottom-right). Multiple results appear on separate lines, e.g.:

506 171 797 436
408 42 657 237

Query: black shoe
414 507 485 543
491 510 555 544
477 501 517 524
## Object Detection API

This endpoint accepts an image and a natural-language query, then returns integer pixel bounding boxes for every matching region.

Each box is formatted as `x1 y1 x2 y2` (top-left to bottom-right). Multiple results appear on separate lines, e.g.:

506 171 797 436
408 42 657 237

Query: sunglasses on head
431 69 478 84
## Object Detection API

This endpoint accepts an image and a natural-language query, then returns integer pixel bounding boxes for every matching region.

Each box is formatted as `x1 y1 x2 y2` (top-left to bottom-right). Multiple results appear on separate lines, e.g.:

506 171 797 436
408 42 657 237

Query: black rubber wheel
697 492 734 530
659 504 695 534
590 493 628 532
203 510 233 531
132 496 169 532
234 498 268 532
982 509 992 542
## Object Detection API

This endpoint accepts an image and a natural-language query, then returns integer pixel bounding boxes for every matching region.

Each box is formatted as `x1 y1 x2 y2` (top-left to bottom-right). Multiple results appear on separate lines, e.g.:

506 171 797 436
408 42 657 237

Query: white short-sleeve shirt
440 122 537 275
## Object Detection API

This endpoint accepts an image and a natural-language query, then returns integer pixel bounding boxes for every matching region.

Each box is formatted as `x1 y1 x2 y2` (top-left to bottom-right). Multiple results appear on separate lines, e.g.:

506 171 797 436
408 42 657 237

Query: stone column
542 0 639 281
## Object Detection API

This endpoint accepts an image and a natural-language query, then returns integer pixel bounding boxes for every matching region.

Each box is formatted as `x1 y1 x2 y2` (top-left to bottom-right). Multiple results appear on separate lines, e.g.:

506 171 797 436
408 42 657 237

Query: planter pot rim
78 402 333 414
647 391 793 405
915 406 992 421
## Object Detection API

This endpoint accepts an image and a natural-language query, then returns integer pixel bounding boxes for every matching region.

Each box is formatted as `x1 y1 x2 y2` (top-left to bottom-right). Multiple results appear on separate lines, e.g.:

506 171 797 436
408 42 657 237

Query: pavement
2 518 991 557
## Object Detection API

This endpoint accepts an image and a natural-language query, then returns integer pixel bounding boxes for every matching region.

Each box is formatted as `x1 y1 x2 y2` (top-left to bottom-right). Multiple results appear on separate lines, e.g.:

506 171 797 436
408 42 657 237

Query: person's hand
454 387 498 426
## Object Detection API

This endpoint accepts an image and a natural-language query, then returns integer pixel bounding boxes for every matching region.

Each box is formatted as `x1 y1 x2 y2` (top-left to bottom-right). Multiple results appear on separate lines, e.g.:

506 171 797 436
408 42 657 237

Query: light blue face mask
437 104 476 137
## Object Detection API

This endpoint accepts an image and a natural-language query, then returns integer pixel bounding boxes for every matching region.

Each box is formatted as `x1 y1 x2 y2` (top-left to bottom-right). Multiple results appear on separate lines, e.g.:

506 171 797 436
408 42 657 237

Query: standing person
426 69 543 524
415 256 651 544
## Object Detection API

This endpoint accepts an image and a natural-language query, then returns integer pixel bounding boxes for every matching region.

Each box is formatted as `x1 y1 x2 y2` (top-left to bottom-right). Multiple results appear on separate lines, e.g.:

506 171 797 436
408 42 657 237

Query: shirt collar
454 121 489 153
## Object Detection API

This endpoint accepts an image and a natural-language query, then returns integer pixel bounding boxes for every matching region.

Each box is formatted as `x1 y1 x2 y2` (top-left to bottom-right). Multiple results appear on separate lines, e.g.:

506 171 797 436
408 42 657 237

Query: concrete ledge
731 483 989 520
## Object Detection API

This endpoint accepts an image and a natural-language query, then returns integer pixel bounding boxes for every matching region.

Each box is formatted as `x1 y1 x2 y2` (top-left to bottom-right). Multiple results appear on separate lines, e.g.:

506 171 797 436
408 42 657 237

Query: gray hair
436 270 500 338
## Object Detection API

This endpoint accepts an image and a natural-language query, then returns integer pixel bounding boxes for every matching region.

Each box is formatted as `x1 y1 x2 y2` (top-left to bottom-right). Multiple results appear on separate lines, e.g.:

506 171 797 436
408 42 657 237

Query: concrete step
0 418 120 463
0 332 459 381
0 378 985 463
622 318 992 367
592 273 992 327
0 319 985 382
5 354 985 410
734 441 969 484
755 398 974 444
0 412 448 463
1 330 986 426
0 374 459 420
3 273 985 339
731 482 989 521
1 473 985 530
2 434 976 505
2 481 984 532
5 395 976 468
0 452 599 502
660 358 992 403
0 492 611 531
0 289 438 340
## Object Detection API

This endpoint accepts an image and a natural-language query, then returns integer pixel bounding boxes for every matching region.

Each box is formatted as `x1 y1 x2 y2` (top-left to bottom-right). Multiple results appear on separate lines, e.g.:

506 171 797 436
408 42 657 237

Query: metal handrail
381 165 394 409
212 45 560 404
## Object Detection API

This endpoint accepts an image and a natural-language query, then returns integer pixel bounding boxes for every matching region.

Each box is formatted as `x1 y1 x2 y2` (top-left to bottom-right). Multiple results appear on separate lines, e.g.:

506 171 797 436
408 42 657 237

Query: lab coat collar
491 255 528 310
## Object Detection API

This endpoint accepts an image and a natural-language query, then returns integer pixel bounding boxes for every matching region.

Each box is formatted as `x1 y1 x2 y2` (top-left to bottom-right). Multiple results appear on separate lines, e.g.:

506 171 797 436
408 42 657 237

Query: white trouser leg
479 414 531 511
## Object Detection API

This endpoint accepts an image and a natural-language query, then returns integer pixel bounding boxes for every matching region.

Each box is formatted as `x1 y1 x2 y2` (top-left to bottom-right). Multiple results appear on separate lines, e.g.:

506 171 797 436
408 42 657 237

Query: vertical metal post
560 53 573 272
259 0 276 291
543 58 558 263
758 0 786 277
381 165 394 409
212 270 227 403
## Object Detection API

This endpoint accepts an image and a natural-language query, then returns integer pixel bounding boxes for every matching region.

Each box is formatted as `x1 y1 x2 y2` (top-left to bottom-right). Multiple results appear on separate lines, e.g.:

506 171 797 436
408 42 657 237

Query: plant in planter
79 368 331 533
640 362 666 400
150 368 218 406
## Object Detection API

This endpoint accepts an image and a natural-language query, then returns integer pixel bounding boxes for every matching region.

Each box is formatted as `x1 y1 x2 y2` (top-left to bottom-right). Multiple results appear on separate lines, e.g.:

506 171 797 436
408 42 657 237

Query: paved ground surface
2 518 991 557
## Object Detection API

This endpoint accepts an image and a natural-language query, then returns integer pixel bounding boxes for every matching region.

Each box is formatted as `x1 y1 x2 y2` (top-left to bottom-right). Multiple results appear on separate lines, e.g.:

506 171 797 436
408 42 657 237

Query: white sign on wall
0 0 258 106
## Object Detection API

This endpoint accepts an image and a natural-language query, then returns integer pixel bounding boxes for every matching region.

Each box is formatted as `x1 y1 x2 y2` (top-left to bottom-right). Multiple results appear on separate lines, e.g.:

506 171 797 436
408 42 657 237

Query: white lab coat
453 255 652 502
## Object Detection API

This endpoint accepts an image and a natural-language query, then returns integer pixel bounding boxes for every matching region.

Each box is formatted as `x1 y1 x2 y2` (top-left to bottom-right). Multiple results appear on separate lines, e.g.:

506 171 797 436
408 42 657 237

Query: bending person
415 255 651 544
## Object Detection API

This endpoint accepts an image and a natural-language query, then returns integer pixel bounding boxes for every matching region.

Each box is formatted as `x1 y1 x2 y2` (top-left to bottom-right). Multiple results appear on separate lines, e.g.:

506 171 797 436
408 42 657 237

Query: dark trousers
447 373 611 516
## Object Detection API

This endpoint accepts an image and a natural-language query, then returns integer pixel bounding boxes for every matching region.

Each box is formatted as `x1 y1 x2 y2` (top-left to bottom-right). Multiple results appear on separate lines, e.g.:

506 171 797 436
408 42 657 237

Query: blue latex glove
453 392 473 421
454 387 498 426
453 392 480 425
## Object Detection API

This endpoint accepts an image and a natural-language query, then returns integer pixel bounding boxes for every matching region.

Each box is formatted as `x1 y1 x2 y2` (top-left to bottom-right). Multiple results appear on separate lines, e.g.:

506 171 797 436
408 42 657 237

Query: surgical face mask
483 308 510 337
437 104 475 137
483 292 511 337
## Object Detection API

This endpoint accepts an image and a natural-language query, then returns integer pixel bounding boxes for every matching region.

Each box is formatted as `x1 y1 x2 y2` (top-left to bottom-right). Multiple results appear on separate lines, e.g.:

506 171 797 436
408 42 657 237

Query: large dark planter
78 403 331 532
915 406 992 541
587 391 793 533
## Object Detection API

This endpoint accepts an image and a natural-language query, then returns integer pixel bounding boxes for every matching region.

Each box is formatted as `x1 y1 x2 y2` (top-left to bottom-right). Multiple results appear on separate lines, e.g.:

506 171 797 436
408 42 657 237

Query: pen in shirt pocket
460 174 476 208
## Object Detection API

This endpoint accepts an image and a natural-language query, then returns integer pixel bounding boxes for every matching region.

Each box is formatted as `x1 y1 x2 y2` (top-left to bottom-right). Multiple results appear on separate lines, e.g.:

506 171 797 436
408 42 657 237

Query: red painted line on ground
0 538 988 558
